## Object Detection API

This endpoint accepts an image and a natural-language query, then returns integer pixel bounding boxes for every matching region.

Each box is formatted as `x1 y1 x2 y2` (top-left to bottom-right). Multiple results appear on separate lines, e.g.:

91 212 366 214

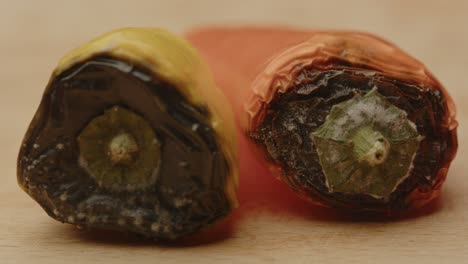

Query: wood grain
1 1 467 263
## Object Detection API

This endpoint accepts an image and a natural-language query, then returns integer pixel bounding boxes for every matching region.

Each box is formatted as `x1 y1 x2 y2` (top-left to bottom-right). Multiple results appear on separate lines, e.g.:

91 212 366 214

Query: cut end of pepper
18 27 239 239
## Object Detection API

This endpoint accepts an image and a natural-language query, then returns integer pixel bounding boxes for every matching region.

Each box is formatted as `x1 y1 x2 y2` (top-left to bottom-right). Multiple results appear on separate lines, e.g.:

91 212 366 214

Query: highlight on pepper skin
187 28 458 214
17 28 238 240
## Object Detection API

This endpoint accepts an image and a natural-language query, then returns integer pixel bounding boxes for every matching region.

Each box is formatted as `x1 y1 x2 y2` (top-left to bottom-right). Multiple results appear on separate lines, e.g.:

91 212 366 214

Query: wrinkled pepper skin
187 27 457 213
18 28 238 239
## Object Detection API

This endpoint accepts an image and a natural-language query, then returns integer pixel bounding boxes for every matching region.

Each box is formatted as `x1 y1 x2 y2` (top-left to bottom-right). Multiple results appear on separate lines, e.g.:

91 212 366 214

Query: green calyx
78 106 161 192
311 88 422 199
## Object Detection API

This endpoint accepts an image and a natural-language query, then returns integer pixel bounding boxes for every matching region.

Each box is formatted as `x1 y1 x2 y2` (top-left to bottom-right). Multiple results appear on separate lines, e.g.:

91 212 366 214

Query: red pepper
187 27 458 213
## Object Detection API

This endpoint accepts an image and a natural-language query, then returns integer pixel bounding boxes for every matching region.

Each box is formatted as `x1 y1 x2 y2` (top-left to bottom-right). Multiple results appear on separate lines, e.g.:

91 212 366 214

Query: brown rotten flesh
17 28 238 239
188 28 458 213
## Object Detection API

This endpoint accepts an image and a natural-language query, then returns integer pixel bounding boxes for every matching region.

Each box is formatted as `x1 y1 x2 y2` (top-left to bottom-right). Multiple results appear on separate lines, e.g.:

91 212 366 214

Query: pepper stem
108 132 139 165
351 126 390 166
77 106 161 191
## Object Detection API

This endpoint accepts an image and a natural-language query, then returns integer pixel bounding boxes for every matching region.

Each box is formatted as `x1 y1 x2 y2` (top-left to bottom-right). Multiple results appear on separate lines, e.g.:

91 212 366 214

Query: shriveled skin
186 27 458 213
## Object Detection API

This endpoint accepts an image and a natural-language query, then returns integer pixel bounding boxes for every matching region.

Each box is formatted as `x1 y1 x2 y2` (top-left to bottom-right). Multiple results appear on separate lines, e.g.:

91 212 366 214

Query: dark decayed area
17 57 231 239
252 65 456 212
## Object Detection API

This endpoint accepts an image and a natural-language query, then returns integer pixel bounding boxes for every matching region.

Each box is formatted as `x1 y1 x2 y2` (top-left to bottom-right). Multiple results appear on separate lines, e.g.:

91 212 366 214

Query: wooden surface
1 1 467 263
